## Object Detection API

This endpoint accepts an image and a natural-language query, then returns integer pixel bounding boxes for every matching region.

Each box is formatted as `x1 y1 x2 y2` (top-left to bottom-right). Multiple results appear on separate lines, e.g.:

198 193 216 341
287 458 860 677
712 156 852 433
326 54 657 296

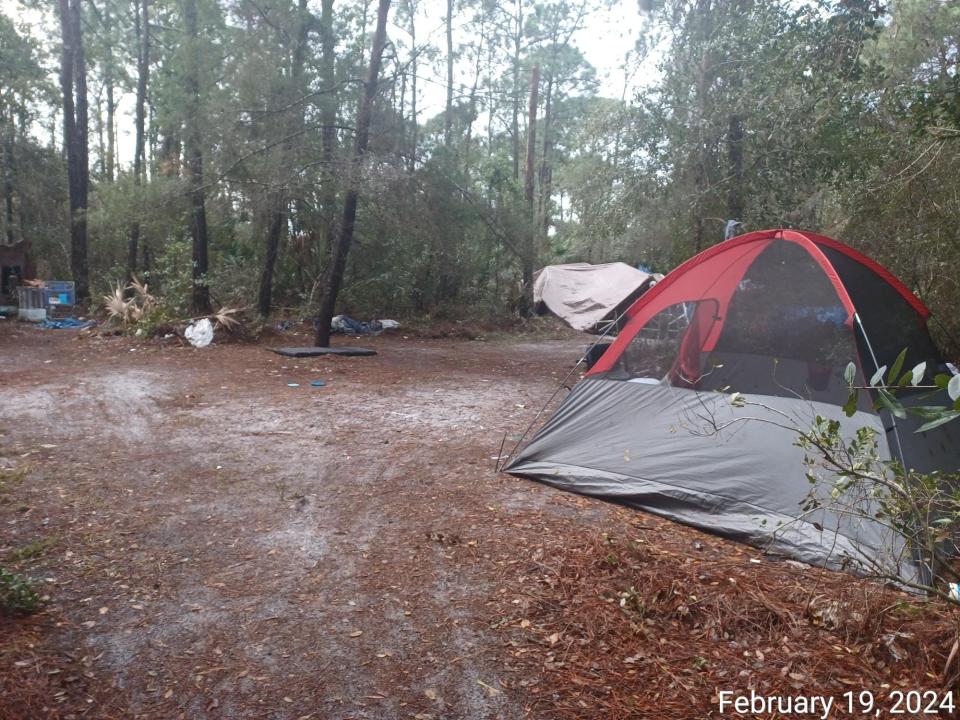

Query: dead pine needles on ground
490 504 958 719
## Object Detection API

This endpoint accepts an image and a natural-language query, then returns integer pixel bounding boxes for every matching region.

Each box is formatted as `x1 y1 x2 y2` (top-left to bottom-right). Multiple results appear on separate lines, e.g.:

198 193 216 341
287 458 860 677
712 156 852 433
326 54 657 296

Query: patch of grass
8 537 57 562
0 568 41 615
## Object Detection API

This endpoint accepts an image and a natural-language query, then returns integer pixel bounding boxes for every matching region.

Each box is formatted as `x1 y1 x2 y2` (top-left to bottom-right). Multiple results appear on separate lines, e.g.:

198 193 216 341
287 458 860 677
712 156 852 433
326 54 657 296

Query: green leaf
934 373 951 390
887 348 908 386
910 361 926 386
907 405 953 420
870 366 887 387
916 411 960 433
949 374 960 402
844 362 856 385
875 389 907 419
842 390 858 417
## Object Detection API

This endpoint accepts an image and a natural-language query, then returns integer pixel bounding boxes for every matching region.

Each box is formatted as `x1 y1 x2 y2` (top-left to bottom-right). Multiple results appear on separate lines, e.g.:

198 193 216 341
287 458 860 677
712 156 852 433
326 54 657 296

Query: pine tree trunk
59 0 89 303
128 0 149 281
444 0 453 146
2 113 14 245
407 2 417 171
183 0 210 314
511 0 522 181
104 4 115 182
96 89 105 177
727 112 744 222
521 64 539 316
257 0 310 318
314 0 391 347
317 0 338 287
463 13 484 176
538 74 554 244
257 192 286 317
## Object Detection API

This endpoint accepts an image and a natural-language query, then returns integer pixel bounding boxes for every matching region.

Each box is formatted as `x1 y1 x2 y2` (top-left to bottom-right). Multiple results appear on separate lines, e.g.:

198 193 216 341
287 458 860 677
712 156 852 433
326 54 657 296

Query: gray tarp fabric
506 378 918 581
533 262 658 332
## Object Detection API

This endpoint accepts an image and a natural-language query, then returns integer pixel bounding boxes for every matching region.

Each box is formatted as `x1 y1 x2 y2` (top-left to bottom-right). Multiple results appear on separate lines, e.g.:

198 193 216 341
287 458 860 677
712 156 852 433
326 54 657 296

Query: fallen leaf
477 679 501 697
424 689 438 701
349 630 363 637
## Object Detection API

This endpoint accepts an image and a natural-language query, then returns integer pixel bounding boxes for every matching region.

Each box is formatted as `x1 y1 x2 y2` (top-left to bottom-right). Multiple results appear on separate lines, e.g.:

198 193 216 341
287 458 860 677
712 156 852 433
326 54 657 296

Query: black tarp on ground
269 347 377 357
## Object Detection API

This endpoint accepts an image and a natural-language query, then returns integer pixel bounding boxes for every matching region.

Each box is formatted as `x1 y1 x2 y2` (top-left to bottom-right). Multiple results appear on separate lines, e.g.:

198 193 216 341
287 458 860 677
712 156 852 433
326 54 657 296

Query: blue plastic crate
43 281 75 308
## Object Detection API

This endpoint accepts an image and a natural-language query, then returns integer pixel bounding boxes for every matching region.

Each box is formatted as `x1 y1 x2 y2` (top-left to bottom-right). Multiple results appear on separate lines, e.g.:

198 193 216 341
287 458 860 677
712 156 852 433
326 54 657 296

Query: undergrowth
0 568 41 615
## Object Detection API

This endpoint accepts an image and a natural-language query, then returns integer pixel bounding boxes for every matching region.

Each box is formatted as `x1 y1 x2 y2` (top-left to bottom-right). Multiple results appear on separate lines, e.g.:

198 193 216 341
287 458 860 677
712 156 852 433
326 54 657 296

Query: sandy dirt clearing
0 323 595 719
1 322 952 720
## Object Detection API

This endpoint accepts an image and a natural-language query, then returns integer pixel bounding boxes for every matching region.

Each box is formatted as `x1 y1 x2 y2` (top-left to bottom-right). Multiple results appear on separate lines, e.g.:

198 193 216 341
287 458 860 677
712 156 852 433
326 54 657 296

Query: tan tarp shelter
533 262 659 333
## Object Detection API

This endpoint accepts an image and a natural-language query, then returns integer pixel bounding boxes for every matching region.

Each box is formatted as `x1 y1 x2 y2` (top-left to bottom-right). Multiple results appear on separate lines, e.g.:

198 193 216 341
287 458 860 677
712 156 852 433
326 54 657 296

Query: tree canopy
1 0 957 347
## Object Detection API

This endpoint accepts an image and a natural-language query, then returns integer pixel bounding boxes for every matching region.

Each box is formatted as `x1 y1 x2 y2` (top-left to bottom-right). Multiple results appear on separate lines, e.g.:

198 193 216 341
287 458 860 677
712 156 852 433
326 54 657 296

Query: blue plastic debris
310 380 326 387
39 317 96 330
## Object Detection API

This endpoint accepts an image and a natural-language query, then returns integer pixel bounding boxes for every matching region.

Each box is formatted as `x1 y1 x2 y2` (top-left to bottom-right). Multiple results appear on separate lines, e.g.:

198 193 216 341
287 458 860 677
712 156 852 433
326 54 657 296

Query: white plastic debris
379 319 400 329
185 318 214 348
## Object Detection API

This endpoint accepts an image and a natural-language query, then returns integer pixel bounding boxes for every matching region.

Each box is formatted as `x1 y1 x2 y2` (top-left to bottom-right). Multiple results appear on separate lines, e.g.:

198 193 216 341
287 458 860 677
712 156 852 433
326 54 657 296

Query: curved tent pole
804 231 932 319
779 230 857 323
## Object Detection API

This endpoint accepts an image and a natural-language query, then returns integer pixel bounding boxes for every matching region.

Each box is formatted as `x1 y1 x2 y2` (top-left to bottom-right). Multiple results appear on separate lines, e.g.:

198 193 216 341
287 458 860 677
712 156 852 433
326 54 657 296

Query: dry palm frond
127 275 154 303
127 275 157 316
212 306 242 331
102 282 133 322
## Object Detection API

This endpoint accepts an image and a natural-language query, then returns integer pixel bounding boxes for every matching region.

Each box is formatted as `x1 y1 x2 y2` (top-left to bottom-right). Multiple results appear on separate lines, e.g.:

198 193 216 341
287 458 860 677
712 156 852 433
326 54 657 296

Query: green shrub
0 568 41 615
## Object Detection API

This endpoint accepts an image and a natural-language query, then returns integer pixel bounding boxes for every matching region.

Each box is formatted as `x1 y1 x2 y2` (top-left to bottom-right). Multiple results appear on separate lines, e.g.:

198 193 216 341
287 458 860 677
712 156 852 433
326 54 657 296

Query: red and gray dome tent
506 229 959 582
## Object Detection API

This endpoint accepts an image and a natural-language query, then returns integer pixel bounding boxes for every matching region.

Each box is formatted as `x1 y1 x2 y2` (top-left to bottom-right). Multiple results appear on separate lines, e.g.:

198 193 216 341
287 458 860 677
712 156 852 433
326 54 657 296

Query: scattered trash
39 317 96 330
185 318 214 348
328 315 400 335
287 383 300 388
310 380 326 387
275 319 294 331
950 583 960 602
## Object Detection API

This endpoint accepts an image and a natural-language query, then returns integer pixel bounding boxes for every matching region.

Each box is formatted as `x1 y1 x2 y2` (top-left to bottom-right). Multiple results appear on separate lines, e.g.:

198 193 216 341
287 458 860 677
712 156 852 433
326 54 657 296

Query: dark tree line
0 0 955 348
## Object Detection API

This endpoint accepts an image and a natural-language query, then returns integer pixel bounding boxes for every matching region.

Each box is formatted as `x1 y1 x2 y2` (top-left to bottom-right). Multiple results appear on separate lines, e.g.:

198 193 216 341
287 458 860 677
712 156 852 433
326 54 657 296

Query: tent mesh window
605 241 865 404
608 301 698 382
817 245 943 388
700 241 860 403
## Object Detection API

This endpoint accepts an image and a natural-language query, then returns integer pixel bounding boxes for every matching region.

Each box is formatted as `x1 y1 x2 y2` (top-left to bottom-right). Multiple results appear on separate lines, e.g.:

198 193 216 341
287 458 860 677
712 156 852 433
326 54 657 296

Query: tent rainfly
533 262 660 333
507 229 960 583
